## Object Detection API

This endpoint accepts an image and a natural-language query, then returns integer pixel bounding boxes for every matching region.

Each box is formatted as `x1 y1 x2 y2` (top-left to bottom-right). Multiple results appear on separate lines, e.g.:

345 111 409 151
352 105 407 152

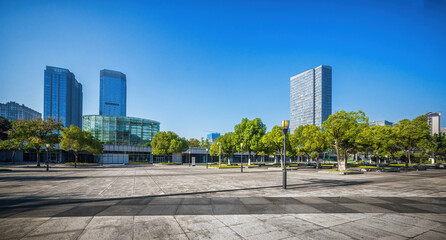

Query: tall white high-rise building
427 112 441 135
290 65 332 133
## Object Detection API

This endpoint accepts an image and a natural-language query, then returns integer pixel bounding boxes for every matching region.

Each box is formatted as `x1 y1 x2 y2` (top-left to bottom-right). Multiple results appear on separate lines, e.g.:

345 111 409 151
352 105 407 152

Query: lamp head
189 151 191 154
240 142 244 148
46 143 50 148
206 148 208 152
281 120 290 130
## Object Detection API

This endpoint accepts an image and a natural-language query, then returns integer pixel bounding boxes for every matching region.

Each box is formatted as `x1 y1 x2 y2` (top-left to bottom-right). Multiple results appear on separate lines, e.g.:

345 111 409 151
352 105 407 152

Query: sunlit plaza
0 165 445 239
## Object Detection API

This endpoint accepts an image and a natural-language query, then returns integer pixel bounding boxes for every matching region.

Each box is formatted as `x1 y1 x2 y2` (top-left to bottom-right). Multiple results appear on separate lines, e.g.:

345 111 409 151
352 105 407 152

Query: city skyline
1 0 445 139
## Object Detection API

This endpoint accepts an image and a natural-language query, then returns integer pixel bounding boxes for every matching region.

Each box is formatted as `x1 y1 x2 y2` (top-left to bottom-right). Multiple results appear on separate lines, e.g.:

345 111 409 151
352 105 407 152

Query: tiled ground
0 165 445 239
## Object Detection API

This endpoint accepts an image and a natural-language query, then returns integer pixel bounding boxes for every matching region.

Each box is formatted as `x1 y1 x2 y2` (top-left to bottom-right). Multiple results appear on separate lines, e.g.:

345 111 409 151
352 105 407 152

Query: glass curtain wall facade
290 65 332 132
44 66 83 128
99 69 126 116
0 101 41 121
83 115 160 146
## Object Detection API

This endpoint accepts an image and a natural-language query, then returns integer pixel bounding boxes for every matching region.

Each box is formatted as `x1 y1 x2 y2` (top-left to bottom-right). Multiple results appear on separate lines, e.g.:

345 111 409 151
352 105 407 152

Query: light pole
206 148 209 169
45 143 50 171
281 120 289 189
240 143 244 173
218 142 221 167
189 151 191 167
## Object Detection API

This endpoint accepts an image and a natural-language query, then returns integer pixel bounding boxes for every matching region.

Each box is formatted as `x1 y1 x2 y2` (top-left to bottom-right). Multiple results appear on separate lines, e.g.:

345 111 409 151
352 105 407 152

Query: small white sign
192 157 196 166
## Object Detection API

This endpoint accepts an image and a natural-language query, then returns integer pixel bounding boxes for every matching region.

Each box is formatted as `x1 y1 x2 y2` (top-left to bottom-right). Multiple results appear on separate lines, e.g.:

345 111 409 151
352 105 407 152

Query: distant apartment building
427 112 441 135
441 127 446 134
99 69 126 116
290 65 332 132
206 133 220 144
369 120 394 127
0 101 41 121
44 66 83 128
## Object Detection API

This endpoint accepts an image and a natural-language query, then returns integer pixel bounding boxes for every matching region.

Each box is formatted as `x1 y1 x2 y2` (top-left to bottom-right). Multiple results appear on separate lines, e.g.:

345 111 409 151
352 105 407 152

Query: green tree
290 125 311 162
301 125 330 168
234 118 266 165
60 125 103 168
8 118 63 167
419 133 446 161
0 138 25 164
394 115 430 167
151 131 189 163
218 132 238 164
189 138 200 148
200 137 210 149
322 110 368 170
262 126 290 168
358 125 393 167
0 116 12 140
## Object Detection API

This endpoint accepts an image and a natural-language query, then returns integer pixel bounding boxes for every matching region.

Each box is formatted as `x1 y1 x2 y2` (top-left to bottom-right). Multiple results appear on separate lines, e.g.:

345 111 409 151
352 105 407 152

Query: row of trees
206 111 445 170
0 117 103 167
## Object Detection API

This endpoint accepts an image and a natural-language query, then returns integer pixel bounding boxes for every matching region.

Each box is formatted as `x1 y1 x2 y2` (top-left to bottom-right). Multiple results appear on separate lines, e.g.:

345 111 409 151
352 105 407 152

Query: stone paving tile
175 215 225 233
25 216 92 237
404 203 446 213
228 221 281 238
211 197 243 205
244 204 288 214
402 213 446 223
330 221 406 240
8 204 79 218
21 230 83 240
55 206 109 217
279 203 324 214
370 203 431 213
176 204 213 215
214 215 259 226
413 230 446 240
0 217 50 240
240 197 272 205
182 198 211 205
294 197 332 204
263 215 323 234
212 203 250 214
354 215 430 238
185 226 243 240
96 205 145 216
319 197 361 204
245 230 294 240
149 198 183 205
117 198 152 205
138 204 179 215
295 214 351 228
133 216 184 239
306 203 360 213
339 203 397 213
377 214 443 229
77 216 133 240
295 228 355 240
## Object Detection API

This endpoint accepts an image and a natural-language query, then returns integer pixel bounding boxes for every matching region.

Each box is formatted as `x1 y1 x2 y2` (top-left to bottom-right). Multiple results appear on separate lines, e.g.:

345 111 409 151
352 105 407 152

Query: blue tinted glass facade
99 69 126 116
290 65 332 132
0 101 41 121
83 115 160 146
43 66 83 128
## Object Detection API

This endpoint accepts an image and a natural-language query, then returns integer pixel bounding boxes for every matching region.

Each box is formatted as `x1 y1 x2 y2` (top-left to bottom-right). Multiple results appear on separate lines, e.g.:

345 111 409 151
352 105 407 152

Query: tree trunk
405 151 410 169
12 150 16 165
376 150 380 168
335 143 344 170
248 150 251 165
75 152 78 168
36 148 41 167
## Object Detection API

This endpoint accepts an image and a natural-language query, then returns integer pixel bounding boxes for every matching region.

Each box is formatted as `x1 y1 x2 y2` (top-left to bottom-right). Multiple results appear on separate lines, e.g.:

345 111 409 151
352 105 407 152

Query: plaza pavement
0 165 445 239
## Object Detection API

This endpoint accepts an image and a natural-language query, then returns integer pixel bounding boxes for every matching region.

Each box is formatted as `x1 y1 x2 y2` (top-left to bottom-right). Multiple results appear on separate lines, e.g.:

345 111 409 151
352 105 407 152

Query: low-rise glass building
83 115 160 146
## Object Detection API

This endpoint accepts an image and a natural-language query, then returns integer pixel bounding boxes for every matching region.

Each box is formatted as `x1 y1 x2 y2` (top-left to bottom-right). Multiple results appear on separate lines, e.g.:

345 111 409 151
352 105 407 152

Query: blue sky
1 0 445 139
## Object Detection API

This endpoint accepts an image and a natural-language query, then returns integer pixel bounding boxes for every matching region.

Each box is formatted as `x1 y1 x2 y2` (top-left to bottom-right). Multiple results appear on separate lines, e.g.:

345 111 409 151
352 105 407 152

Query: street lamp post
206 148 209 169
218 142 221 167
189 151 191 167
240 143 244 173
45 143 50 171
281 120 289 189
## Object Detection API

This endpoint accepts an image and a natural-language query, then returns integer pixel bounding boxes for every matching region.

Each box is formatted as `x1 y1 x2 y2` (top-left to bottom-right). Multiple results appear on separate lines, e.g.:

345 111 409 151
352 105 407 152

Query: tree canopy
151 131 189 162
60 125 103 167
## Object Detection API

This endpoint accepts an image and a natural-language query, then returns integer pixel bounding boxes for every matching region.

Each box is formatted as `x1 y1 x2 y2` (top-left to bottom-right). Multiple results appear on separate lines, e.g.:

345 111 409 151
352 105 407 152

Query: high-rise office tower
99 69 126 116
44 66 83 128
290 65 332 132
0 101 41 121
427 112 441 135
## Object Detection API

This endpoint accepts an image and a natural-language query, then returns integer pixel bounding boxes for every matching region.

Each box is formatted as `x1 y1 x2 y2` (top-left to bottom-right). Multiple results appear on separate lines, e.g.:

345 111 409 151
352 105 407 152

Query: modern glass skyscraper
44 66 83 128
290 65 332 132
99 69 126 116
0 101 41 121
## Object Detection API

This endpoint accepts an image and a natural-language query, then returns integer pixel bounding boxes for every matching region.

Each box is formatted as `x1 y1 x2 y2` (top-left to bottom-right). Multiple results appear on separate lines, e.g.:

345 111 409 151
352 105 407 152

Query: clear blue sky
1 0 445 139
